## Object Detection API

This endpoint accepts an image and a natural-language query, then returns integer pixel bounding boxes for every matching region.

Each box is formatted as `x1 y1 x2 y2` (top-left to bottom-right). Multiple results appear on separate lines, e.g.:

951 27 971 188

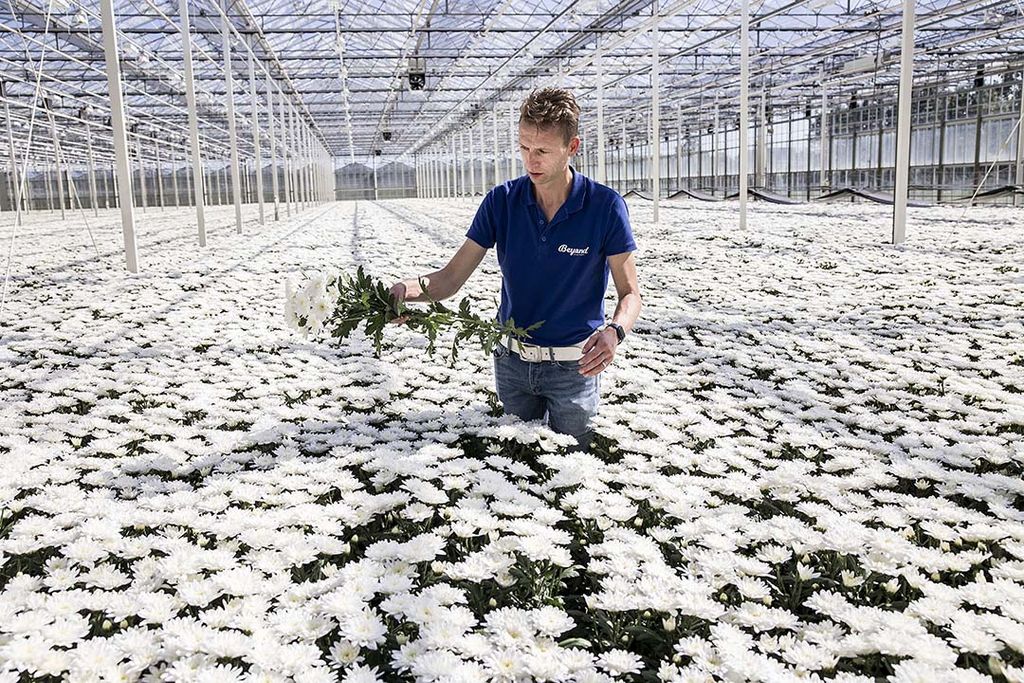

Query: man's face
518 123 580 189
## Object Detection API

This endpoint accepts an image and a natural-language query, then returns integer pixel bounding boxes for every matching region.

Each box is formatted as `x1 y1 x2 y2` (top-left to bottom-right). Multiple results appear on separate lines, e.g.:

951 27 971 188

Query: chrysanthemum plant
287 266 542 364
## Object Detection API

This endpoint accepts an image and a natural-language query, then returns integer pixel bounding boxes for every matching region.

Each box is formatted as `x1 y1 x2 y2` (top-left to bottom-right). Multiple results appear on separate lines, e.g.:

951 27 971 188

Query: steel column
892 0 915 244
155 140 165 209
266 79 279 219
1016 68 1024 207
100 0 138 272
45 105 66 220
222 8 243 233
180 0 205 245
738 0 749 229
84 116 97 216
651 4 660 222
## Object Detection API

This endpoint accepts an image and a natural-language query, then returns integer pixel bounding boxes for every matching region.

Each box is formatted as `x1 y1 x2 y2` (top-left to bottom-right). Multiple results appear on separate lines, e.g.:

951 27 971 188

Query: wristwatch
605 322 626 344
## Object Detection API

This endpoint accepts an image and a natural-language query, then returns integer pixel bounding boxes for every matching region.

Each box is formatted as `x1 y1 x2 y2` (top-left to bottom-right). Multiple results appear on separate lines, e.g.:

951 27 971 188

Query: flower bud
489 598 498 608
102 619 112 631
633 517 643 528
350 534 359 543
662 615 676 632
396 633 408 645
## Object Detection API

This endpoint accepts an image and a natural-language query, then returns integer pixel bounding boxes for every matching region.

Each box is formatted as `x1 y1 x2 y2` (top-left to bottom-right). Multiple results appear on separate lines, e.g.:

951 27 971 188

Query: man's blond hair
519 88 580 144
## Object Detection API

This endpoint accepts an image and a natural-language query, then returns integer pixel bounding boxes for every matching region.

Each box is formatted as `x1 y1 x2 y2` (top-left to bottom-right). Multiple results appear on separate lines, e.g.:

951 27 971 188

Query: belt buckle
513 341 542 363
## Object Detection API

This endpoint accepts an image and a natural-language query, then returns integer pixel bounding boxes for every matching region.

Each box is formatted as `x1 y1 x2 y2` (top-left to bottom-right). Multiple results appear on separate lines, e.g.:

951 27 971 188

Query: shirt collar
522 166 586 216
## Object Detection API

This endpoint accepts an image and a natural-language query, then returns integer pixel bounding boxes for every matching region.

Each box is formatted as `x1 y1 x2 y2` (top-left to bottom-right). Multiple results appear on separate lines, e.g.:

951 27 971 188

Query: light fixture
408 56 426 90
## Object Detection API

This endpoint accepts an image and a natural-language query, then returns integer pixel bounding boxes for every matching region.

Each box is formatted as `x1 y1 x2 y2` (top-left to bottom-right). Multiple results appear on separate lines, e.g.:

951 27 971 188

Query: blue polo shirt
466 169 636 347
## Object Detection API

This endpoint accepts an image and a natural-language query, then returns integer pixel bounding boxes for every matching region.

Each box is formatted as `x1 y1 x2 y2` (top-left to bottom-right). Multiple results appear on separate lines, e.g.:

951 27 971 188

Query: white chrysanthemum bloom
531 606 576 638
481 648 522 680
597 649 643 676
191 662 246 682
340 608 387 650
341 664 383 683
328 640 361 669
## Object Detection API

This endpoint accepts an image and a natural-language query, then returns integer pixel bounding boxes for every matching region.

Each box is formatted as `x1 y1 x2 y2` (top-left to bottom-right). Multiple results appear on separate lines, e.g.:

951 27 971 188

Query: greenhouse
0 0 1022 681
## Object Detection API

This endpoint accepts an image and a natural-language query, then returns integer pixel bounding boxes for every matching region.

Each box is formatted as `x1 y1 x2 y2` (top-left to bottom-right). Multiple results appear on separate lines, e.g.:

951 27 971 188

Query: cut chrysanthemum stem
292 266 542 364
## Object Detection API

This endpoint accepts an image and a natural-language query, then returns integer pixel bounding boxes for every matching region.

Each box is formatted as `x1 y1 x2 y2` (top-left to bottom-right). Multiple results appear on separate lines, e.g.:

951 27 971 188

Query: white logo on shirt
558 244 590 256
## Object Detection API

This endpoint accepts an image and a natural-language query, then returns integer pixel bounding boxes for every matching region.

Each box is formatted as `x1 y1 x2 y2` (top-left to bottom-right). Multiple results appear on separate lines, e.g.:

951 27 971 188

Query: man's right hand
388 282 409 325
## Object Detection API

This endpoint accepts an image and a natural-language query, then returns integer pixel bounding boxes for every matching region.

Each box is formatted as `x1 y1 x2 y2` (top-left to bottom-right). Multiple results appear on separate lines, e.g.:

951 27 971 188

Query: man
390 88 641 448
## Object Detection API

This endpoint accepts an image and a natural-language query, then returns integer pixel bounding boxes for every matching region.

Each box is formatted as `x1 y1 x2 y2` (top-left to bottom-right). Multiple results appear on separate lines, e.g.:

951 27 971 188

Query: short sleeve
603 194 637 256
465 190 497 250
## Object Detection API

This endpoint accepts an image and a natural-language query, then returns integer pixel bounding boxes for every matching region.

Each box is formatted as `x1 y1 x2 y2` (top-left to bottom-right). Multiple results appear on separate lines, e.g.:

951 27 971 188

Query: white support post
892 0 915 244
44 162 54 212
289 105 299 213
492 110 499 186
756 90 766 188
2 82 22 226
675 105 682 192
372 151 379 201
45 105 66 220
295 117 304 208
820 74 828 191
304 126 312 208
83 115 98 216
180 0 205 245
266 78 279 220
281 93 292 217
621 117 627 192
471 125 477 193
102 163 110 209
211 162 219 205
222 9 243 233
479 119 486 192
137 138 148 213
651 0 660 223
597 41 606 184
100 0 138 272
296 109 305 210
170 144 180 207
738 0 750 230
452 135 460 196
1017 68 1024 207
508 104 516 179
155 140 165 209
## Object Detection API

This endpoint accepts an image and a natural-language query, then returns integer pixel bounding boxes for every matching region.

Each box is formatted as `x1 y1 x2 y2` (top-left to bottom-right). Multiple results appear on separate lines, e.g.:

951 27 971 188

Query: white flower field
1 197 1022 682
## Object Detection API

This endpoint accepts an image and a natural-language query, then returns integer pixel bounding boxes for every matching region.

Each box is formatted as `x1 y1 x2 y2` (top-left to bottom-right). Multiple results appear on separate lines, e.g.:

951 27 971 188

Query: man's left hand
579 327 618 377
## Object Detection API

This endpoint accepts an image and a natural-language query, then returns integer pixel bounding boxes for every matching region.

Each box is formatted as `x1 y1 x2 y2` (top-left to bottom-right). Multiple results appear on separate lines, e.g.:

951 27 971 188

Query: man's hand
579 327 618 377
388 282 409 325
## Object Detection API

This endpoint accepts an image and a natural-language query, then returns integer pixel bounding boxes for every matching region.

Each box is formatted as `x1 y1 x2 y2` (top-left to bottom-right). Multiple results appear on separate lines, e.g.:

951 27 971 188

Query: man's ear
569 136 581 156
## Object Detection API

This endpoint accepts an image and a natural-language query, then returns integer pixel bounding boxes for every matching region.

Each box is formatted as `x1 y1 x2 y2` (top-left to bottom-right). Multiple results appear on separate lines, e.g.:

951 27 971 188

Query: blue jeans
492 344 600 450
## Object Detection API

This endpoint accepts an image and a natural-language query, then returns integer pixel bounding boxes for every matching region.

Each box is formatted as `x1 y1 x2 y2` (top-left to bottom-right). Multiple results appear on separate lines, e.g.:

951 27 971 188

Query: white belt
499 337 585 363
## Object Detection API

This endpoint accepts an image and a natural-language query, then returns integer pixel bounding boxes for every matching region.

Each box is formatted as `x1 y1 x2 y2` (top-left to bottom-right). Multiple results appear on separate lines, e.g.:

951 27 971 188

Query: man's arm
606 251 642 334
579 251 642 377
389 239 488 305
